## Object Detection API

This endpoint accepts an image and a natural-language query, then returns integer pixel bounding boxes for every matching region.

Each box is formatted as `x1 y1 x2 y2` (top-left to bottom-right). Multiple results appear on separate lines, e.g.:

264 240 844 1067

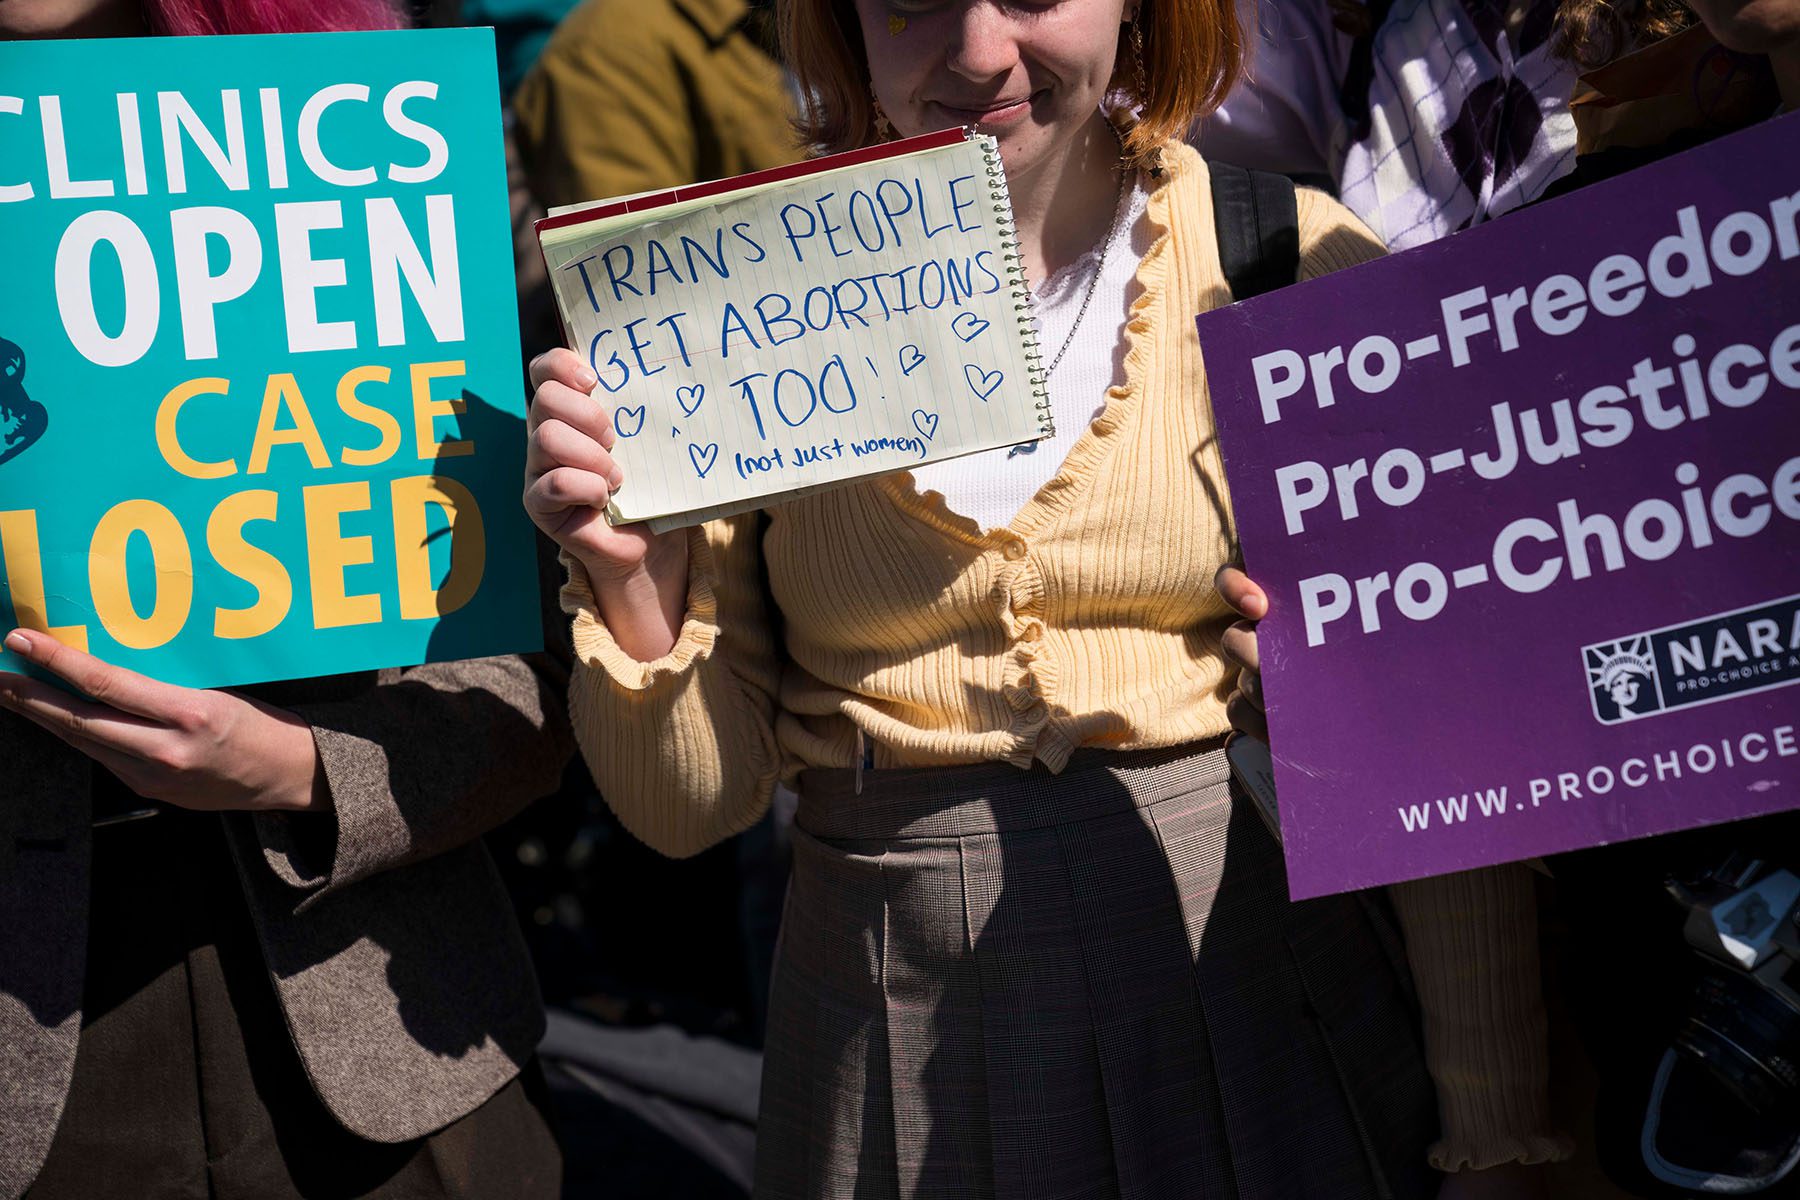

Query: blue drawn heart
898 345 926 376
676 384 705 417
963 363 1003 401
911 409 939 441
689 441 719 479
613 405 646 437
951 312 990 343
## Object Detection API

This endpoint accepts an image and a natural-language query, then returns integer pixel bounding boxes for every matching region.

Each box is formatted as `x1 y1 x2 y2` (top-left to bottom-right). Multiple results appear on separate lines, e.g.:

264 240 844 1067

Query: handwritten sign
539 133 1049 527
1199 114 1800 899
0 29 541 689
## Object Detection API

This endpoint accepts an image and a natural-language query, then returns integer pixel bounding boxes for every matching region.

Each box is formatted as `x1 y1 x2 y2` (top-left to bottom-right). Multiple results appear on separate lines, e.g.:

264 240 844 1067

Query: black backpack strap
1208 162 1300 302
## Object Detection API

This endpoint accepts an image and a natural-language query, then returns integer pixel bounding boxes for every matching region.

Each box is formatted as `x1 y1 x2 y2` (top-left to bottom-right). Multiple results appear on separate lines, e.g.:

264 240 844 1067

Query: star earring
870 84 895 141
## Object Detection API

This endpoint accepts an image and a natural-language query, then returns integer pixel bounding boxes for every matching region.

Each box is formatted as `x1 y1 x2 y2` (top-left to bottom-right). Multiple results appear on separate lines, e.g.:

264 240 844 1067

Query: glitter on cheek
888 14 907 35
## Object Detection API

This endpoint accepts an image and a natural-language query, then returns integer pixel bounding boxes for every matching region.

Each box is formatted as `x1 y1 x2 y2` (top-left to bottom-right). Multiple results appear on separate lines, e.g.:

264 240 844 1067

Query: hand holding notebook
535 129 1051 532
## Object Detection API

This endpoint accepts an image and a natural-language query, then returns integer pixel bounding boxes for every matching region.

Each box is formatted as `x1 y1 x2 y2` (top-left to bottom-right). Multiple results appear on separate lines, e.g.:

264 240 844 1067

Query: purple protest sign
1198 113 1800 900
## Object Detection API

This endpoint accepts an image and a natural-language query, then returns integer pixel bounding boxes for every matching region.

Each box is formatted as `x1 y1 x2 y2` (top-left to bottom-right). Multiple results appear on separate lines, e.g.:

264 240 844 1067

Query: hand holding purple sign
1199 113 1800 900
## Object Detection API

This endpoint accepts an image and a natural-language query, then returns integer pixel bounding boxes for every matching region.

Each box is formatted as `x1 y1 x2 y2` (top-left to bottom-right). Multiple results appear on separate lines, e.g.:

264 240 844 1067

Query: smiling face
849 0 1130 179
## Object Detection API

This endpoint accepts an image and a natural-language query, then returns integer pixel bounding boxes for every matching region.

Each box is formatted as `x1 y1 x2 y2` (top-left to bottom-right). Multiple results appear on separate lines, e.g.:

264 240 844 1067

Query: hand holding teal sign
0 28 539 688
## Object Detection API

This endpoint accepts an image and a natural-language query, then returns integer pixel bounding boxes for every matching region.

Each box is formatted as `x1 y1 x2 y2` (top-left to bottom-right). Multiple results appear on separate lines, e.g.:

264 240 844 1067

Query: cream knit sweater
562 139 1566 1171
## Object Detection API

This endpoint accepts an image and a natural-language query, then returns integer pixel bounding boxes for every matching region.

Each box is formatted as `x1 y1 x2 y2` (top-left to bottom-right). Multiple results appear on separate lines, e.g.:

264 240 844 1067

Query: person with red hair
524 0 1562 1195
0 3 571 1198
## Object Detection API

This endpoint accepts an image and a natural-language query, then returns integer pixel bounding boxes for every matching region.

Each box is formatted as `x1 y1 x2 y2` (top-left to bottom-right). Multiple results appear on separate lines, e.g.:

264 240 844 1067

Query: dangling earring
1126 6 1163 175
1130 10 1150 109
870 83 895 142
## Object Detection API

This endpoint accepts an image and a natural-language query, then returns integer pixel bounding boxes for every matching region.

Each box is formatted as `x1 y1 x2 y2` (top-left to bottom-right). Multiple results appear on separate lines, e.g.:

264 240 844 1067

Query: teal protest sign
0 28 539 688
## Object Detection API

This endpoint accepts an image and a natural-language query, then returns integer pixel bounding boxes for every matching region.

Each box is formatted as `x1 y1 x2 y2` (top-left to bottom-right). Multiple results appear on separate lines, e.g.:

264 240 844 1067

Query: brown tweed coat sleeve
1 541 578 1198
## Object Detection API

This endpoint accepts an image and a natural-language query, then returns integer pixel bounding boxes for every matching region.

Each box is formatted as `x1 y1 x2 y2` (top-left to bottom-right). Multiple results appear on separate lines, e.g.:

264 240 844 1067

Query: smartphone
1225 734 1281 843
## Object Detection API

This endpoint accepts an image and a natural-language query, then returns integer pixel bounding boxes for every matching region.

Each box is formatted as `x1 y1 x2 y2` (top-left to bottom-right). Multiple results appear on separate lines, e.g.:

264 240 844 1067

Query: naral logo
0 336 48 468
1584 594 1800 725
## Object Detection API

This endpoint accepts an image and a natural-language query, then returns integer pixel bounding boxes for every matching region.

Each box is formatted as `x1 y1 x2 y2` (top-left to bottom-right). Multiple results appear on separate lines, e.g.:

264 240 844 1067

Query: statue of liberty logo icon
0 336 48 468
1585 637 1664 723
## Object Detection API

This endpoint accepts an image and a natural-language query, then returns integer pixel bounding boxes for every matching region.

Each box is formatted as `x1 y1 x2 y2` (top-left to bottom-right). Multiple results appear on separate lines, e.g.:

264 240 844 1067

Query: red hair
143 0 406 36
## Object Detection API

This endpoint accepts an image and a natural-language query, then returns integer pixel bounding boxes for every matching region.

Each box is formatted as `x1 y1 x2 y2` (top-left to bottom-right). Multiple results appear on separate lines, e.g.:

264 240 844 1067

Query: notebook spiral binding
979 136 1053 438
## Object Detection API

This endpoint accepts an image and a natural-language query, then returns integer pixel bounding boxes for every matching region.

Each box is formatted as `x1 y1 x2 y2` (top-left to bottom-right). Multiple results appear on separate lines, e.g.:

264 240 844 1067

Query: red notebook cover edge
533 126 974 237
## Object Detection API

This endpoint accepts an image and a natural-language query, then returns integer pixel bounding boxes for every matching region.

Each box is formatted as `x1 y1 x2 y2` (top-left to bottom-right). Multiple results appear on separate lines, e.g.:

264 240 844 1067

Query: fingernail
575 367 598 391
4 631 30 654
608 467 624 489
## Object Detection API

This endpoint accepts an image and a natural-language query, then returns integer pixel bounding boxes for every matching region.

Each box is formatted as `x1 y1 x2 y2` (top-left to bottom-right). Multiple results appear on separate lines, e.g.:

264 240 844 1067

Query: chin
985 130 1049 172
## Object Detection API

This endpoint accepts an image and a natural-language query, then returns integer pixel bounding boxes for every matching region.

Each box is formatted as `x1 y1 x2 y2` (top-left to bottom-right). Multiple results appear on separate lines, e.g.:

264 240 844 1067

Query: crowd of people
1 0 1795 1198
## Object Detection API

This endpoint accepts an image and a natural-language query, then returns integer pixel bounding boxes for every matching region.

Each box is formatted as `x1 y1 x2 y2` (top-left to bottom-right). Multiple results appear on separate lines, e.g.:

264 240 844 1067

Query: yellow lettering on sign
156 377 238 479
0 510 90 651
302 481 381 629
410 360 473 460
250 373 332 475
88 500 193 650
207 490 292 640
391 475 485 620
337 365 402 467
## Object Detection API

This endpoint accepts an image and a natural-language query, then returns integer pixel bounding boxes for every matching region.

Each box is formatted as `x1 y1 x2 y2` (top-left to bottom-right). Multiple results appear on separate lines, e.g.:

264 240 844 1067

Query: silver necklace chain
1040 126 1132 379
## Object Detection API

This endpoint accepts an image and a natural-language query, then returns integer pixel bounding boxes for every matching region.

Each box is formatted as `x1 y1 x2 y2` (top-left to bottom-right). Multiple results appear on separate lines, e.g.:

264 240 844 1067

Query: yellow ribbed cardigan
562 140 1567 1172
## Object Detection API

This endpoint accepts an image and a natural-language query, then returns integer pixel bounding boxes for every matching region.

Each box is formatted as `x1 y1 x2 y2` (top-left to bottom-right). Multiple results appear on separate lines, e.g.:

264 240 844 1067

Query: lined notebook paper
538 129 1050 530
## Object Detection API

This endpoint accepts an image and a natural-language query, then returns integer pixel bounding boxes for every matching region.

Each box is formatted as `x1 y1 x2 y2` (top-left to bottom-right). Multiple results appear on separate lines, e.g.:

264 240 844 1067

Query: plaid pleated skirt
755 741 1442 1200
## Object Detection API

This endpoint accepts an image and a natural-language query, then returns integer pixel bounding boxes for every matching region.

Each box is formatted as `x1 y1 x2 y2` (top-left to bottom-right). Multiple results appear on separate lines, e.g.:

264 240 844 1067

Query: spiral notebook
537 128 1050 531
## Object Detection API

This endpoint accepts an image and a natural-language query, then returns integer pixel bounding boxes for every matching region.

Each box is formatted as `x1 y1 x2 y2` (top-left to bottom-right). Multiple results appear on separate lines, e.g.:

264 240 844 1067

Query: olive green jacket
511 0 801 211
